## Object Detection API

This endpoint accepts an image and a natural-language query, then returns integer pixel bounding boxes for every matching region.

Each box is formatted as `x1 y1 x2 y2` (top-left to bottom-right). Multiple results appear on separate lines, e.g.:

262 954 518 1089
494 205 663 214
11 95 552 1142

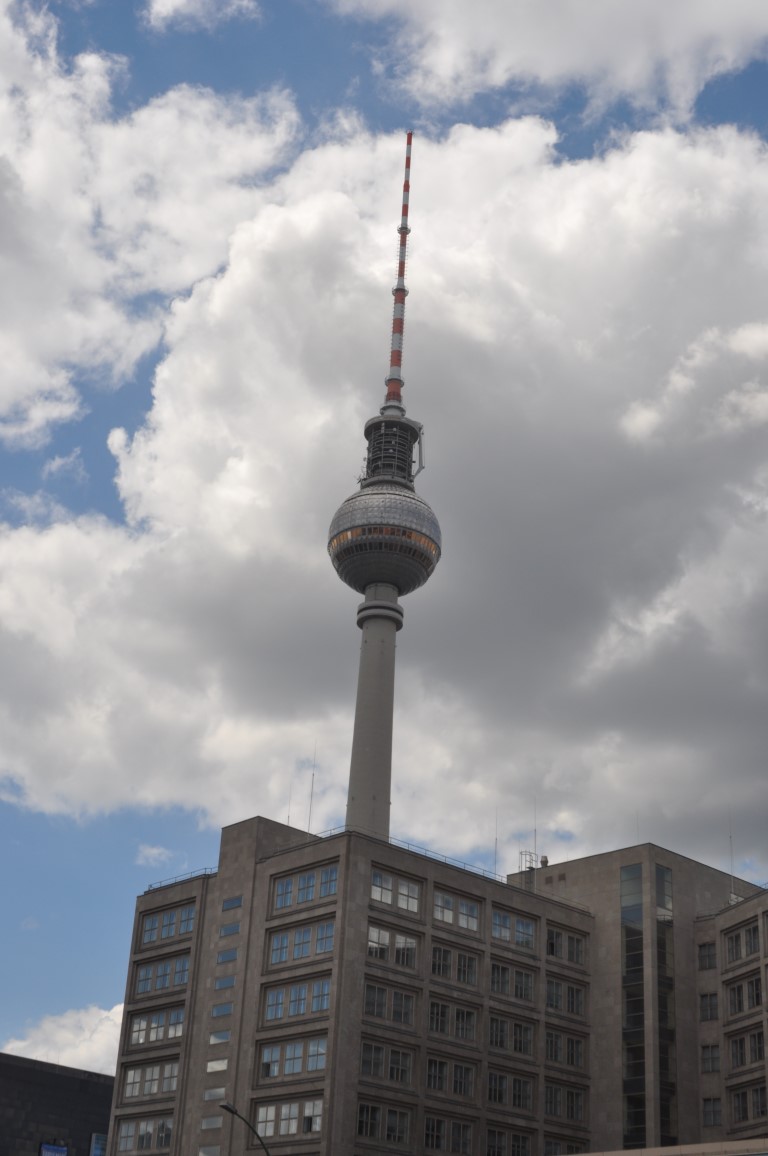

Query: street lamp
220 1102 273 1156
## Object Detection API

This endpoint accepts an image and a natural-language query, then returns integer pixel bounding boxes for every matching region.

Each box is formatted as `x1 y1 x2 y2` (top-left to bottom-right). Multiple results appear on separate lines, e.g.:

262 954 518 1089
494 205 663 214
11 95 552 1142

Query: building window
430 1001 450 1033
568 935 585 964
452 1122 472 1154
566 1089 584 1121
428 1058 448 1091
266 990 284 1021
204 1088 225 1101
271 932 288 965
142 915 158 945
748 977 762 1008
256 1106 276 1137
699 942 716 969
211 1002 232 1018
487 1129 507 1156
307 1038 327 1070
201 1117 222 1130
547 929 563 957
392 991 414 1024
454 1008 476 1040
398 879 420 913
567 1037 584 1067
395 934 417 968
206 1059 228 1073
545 1085 562 1117
367 925 390 959
434 892 454 923
210 1030 231 1044
387 1109 410 1144
490 1017 508 1049
733 1089 749 1124
456 953 477 985
174 957 189 986
753 1086 767 1118
297 872 315 903
293 927 312 960
222 895 242 911
168 1009 183 1038
702 1044 720 1072
316 921 334 953
731 1037 746 1068
492 911 511 941
389 1049 411 1084
751 1031 765 1063
153 963 168 991
729 985 744 1016
453 1064 474 1097
362 1041 384 1076
320 864 338 897
489 1072 508 1104
513 1077 533 1111
700 993 718 1021
546 980 562 1011
215 975 235 990
179 906 195 934
703 1097 721 1127
279 1102 299 1135
745 924 760 955
136 966 153 994
365 985 386 1018
219 922 240 937
546 1031 563 1062
433 947 451 977
118 1123 136 1152
513 1022 533 1055
125 1068 141 1098
162 1063 178 1093
371 870 393 904
217 948 237 964
311 978 331 1012
262 1046 280 1078
514 970 533 1001
727 932 742 963
275 878 293 909
284 1042 303 1074
358 1104 380 1139
289 984 307 1016
516 918 535 949
492 963 510 995
566 985 585 1016
458 899 479 930
425 1116 446 1150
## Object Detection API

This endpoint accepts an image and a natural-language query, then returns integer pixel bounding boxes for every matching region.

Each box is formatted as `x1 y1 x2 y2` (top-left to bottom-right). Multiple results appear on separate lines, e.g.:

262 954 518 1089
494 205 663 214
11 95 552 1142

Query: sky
2 0 768 1076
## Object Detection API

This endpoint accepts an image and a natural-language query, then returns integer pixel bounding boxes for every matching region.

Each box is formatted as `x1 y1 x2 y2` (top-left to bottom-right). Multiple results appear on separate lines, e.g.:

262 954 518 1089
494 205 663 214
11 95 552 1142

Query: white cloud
329 0 768 116
3 1003 123 1075
42 448 88 484
136 843 174 866
143 0 260 32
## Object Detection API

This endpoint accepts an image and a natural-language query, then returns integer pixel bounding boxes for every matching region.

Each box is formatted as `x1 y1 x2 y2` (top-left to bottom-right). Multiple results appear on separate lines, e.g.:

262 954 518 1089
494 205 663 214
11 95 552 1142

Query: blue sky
2 0 768 1072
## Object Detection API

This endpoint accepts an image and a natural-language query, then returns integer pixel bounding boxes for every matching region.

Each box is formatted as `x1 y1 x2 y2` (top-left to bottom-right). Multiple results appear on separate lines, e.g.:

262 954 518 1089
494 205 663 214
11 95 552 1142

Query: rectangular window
566 985 584 1016
700 993 718 1021
275 878 293 909
371 870 393 904
222 895 242 911
204 1088 225 1101
392 991 414 1025
434 891 454 923
493 910 511 941
546 1031 563 1063
433 946 452 977
567 935 585 964
487 1129 507 1156
137 965 152 994
458 898 479 930
201 1117 222 1131
289 984 307 1016
311 979 330 1012
365 985 386 1018
174 957 189 986
566 1037 584 1067
745 924 760 955
702 1044 720 1072
748 977 762 1008
211 1002 232 1018
398 879 420 913
731 1037 746 1068
751 1030 765 1063
130 1015 148 1046
284 1041 303 1074
492 963 510 995
430 1001 450 1033
489 1072 508 1103
427 1058 447 1091
387 1109 409 1145
307 1038 327 1071
547 929 563 958
456 953 477 985
453 1063 474 1097
214 975 235 990
513 1077 532 1111
161 910 177 938
217 948 237 964
262 1045 280 1078
316 922 334 953
395 934 416 968
206 1059 228 1073
320 865 338 897
362 1042 385 1076
703 1098 721 1127
279 1102 299 1136
142 915 158 945
390 1049 411 1084
730 985 744 1016
368 926 390 960
179 906 195 934
753 1086 767 1118
124 1068 141 1098
298 872 315 903
566 1089 584 1121
271 932 289 965
545 1085 562 1117
303 1100 322 1134
118 1123 135 1152
727 932 742 963
547 980 563 1011
358 1104 381 1139
699 942 716 969
425 1116 446 1150
168 1009 184 1038
293 927 312 960
219 922 240 937
454 1008 476 1040
451 1122 471 1154
515 918 534 949
266 989 285 1021
514 970 533 1001
256 1105 276 1137
513 1022 533 1055
162 1062 178 1093
490 1017 508 1049
209 1030 231 1044
149 1012 165 1042
733 1089 749 1123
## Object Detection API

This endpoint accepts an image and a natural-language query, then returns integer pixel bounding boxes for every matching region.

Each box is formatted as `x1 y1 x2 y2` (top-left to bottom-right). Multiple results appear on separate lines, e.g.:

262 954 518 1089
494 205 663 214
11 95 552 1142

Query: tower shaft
346 584 403 838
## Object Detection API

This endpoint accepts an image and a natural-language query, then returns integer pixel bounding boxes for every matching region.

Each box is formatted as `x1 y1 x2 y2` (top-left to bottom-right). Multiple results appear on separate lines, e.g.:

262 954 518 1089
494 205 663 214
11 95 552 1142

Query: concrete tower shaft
328 132 441 841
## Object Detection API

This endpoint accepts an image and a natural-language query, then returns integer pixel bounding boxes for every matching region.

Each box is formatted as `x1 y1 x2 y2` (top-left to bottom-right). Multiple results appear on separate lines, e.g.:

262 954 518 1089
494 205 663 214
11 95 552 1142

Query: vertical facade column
345 583 404 839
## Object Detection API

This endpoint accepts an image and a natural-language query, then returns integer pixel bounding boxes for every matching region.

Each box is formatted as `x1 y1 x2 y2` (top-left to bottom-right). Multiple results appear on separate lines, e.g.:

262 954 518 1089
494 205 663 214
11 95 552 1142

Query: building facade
0 1051 113 1156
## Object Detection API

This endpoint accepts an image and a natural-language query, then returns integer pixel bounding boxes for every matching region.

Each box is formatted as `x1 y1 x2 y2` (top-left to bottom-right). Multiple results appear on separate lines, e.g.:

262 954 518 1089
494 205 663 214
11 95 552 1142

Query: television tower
328 132 442 840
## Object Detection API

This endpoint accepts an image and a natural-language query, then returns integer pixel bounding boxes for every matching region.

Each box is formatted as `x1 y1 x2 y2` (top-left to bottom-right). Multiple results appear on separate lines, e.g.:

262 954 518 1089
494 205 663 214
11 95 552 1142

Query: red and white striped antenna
384 131 412 409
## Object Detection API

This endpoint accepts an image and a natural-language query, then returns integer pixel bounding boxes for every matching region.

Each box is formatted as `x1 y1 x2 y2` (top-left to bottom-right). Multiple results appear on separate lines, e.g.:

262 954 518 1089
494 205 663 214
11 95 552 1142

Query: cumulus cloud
1 105 768 879
143 0 260 32
329 0 768 117
3 1003 123 1075
0 1 298 447
136 843 174 866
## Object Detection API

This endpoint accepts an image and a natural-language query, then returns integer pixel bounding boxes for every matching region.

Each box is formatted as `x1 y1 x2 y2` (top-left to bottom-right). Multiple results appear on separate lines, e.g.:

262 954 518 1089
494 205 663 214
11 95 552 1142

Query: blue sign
40 1146 68 1156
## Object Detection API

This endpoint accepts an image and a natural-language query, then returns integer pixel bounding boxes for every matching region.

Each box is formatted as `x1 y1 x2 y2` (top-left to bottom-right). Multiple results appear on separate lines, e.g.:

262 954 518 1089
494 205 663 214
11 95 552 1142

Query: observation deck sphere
328 481 441 596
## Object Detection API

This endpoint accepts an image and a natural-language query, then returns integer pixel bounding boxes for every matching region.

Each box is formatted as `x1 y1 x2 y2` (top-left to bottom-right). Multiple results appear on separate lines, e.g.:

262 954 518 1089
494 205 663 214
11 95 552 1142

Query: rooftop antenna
384 131 412 412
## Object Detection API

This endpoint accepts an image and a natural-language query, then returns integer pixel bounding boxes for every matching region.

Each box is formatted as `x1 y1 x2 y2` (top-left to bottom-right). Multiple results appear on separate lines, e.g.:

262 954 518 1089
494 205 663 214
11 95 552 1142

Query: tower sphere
328 480 441 596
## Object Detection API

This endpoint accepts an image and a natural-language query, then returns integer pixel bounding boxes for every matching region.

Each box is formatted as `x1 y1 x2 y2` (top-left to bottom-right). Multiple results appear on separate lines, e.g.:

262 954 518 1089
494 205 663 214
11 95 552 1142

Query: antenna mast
384 131 412 411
